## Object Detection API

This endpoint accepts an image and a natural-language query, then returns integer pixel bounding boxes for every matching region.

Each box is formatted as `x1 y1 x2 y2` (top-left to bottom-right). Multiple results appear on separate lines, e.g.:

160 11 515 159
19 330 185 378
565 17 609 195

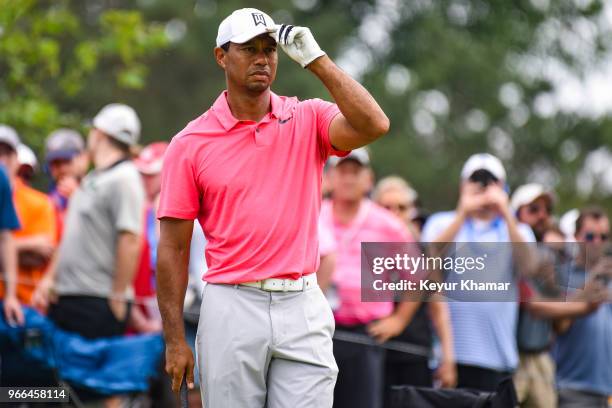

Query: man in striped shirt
421 153 535 392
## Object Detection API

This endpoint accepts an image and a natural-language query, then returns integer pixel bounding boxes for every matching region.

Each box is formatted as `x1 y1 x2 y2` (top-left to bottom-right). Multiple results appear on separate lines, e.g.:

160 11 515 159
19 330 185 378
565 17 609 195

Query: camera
468 169 498 188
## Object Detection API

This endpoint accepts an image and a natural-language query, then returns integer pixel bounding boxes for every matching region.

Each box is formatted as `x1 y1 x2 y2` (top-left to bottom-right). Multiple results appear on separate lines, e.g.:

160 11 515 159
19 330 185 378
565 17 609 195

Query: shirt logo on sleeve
252 13 266 26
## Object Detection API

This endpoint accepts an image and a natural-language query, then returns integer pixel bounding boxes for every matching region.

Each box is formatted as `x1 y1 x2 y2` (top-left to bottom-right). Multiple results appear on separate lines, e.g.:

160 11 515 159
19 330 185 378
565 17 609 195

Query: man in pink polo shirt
156 7 389 408
319 148 419 408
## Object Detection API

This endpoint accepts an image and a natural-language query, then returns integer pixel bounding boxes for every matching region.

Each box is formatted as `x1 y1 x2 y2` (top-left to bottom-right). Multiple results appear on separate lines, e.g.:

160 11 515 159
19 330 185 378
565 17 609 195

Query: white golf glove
275 24 326 68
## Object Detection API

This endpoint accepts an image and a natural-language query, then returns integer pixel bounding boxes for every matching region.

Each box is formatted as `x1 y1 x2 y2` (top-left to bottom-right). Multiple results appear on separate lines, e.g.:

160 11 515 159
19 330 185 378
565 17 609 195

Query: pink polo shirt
157 91 347 284
319 199 413 325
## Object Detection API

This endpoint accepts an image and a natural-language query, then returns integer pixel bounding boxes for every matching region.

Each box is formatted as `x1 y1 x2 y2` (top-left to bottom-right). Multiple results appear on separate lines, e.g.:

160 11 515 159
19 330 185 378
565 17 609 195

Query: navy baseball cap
45 128 85 162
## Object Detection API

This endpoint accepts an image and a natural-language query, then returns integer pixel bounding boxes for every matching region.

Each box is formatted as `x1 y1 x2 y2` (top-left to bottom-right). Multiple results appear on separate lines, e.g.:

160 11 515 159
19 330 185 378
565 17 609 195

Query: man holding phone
552 206 612 408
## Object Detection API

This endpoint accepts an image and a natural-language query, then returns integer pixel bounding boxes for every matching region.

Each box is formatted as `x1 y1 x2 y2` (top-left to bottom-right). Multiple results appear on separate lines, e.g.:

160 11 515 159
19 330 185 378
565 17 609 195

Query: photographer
421 153 535 392
552 206 612 408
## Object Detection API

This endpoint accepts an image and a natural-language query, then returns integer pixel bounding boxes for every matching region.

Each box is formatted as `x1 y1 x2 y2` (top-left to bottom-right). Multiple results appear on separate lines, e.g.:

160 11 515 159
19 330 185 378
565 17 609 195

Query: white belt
239 273 318 292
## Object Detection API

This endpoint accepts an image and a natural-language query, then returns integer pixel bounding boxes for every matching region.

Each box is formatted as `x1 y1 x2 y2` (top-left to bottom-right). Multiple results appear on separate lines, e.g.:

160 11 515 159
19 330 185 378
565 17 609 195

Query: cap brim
531 192 554 205
331 157 368 167
463 168 504 181
0 140 17 152
230 26 277 44
135 160 163 175
46 150 79 162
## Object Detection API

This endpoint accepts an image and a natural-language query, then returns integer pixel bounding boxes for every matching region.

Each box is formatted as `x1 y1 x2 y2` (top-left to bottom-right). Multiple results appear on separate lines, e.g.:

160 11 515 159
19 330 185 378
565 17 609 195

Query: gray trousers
196 282 338 408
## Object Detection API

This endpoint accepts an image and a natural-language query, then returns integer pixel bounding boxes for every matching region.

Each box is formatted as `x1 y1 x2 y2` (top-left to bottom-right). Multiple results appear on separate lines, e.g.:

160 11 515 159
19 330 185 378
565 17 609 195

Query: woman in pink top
319 149 419 408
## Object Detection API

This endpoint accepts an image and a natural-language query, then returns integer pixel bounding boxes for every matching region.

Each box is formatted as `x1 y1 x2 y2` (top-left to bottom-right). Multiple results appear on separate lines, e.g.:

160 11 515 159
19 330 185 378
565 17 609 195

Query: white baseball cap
0 125 20 152
93 103 141 146
17 143 38 170
510 183 554 212
216 8 276 47
559 208 579 240
461 153 506 181
328 147 371 167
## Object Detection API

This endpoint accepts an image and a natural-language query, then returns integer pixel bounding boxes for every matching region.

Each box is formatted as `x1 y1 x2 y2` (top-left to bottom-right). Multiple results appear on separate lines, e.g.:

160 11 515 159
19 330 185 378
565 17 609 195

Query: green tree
0 0 168 151
359 0 612 212
132 0 612 211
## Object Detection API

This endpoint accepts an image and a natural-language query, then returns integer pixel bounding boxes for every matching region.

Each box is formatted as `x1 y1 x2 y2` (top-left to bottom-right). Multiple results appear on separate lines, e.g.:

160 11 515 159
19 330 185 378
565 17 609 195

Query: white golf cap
17 143 38 170
0 125 20 152
461 153 506 181
510 183 554 212
92 103 141 146
328 147 370 167
559 208 579 240
216 8 276 47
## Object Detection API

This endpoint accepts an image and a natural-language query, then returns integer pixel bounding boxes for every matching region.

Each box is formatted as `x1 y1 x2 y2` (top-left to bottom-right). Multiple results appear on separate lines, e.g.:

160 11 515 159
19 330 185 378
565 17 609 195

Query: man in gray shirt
44 103 145 341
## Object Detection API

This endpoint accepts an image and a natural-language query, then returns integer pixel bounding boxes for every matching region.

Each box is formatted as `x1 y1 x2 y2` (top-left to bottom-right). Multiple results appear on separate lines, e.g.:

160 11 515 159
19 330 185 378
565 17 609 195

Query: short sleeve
157 137 201 220
0 167 19 230
421 212 454 243
112 168 145 234
306 98 349 160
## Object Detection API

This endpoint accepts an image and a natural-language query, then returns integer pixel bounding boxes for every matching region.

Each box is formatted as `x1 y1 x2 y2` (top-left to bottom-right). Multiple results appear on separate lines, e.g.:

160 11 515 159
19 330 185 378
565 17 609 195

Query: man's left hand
486 185 511 218
367 314 407 343
434 359 458 388
275 24 326 68
108 296 128 321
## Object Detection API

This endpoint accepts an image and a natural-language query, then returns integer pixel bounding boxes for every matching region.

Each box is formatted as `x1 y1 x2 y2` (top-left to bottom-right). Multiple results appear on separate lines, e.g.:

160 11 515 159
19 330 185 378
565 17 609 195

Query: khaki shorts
513 352 557 408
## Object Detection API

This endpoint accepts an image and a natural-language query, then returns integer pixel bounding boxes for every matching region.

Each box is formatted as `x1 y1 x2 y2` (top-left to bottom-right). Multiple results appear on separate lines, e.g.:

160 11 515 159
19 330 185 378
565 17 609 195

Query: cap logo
252 13 266 26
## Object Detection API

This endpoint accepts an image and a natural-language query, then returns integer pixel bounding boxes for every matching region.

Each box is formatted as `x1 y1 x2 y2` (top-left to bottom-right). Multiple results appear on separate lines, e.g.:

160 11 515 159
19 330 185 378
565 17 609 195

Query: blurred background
1 0 612 212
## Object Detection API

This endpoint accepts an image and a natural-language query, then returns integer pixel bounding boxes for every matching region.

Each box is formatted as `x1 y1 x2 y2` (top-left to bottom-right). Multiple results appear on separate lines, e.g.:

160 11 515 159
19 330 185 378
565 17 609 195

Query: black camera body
468 169 499 188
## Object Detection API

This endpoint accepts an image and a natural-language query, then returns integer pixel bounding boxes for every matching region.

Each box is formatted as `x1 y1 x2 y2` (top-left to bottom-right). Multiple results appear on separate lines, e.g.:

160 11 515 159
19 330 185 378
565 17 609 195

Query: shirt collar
212 90 282 131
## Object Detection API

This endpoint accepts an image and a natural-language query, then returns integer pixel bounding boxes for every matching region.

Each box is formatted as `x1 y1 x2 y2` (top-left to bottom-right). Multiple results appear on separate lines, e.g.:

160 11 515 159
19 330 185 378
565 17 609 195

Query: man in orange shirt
0 133 57 305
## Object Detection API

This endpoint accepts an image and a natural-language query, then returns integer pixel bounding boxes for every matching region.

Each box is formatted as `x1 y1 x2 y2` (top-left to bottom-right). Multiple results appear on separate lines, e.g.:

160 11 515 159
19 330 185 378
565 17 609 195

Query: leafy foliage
0 0 168 152
2 0 611 211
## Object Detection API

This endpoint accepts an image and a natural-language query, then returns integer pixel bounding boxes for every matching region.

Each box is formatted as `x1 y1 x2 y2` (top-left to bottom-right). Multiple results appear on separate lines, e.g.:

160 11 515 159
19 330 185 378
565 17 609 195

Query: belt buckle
282 279 288 292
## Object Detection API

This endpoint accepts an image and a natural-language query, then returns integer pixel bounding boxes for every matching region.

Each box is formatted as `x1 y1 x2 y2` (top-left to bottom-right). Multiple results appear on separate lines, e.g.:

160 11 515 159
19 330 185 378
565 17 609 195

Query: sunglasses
383 203 410 212
527 203 552 215
584 232 609 242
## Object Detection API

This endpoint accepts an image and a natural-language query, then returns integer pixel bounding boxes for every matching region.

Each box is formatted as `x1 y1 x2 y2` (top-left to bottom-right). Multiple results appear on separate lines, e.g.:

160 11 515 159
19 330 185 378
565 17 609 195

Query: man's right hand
3 295 25 326
590 256 612 281
56 176 79 199
165 340 195 393
580 256 612 304
457 182 489 217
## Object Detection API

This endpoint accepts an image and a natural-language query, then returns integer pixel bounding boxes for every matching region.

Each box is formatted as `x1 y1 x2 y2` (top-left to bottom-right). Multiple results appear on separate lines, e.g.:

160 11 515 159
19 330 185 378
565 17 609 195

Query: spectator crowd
0 103 610 408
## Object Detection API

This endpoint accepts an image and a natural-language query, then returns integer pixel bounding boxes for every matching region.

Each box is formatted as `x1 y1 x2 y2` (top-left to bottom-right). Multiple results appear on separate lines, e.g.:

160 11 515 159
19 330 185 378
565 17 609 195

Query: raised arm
157 217 195 392
276 25 389 150
308 56 390 150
